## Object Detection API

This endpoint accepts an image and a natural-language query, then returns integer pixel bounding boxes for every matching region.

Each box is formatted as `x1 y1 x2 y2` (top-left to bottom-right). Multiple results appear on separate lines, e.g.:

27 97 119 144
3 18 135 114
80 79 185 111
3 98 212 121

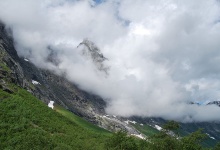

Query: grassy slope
0 88 110 150
54 105 111 136
0 87 219 149
132 123 159 137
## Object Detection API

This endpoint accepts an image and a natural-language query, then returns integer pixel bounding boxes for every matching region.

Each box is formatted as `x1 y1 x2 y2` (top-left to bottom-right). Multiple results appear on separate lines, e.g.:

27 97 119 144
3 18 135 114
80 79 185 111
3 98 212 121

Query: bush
105 131 138 150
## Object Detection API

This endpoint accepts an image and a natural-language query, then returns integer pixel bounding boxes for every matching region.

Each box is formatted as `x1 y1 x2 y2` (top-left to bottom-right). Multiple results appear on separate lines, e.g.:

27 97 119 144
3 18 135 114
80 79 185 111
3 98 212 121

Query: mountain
0 21 140 135
207 101 220 107
0 21 142 149
1 21 220 148
77 38 109 75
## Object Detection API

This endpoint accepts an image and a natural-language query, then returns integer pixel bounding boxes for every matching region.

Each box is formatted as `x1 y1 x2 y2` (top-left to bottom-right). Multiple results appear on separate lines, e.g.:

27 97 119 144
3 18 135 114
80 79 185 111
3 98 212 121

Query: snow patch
130 121 137 124
48 101 54 109
124 120 129 124
131 134 145 139
24 58 29 62
155 125 162 131
32 80 40 85
206 133 215 140
124 120 137 124
140 124 143 126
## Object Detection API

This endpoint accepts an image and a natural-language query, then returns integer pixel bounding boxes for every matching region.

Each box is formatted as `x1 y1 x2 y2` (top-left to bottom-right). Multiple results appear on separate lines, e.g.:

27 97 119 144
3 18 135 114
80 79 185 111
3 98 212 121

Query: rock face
207 101 220 107
0 21 105 121
0 22 28 94
0 22 139 134
78 39 109 75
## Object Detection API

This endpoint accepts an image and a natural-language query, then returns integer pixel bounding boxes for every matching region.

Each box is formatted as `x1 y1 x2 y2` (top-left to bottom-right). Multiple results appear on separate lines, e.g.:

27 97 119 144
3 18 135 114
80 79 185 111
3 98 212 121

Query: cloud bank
1 0 220 122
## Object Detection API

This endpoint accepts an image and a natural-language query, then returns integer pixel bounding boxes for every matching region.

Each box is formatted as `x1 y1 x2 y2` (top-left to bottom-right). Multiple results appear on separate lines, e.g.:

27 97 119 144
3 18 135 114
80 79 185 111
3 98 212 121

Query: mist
1 0 220 122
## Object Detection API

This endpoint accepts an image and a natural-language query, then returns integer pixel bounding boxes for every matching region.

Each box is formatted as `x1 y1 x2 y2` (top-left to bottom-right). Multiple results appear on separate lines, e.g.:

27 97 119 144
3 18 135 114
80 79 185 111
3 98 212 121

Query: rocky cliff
0 21 140 134
1 22 109 118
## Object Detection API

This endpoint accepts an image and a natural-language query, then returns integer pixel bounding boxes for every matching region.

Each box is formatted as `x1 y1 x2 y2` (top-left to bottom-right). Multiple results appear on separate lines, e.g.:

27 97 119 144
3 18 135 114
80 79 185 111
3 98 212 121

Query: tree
180 128 207 150
105 121 217 150
105 131 138 150
163 120 180 131
214 142 220 150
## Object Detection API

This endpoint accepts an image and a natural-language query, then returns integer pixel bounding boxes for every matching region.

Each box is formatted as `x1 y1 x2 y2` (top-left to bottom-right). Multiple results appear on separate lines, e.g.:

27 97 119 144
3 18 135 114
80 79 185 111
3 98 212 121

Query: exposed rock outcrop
207 101 220 107
78 39 109 75
0 22 139 134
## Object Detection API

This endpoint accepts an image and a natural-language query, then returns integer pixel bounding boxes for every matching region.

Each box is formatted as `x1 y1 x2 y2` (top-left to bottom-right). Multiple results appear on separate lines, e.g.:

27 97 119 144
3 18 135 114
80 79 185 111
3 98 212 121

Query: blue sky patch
93 0 105 5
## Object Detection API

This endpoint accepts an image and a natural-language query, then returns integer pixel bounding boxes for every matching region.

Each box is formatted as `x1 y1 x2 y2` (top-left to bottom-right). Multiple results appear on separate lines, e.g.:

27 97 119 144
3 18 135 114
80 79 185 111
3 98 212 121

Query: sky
1 0 220 122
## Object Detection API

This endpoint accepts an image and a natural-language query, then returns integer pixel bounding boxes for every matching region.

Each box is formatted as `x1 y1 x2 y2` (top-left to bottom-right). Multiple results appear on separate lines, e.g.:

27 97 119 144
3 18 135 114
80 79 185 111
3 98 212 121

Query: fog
1 0 220 122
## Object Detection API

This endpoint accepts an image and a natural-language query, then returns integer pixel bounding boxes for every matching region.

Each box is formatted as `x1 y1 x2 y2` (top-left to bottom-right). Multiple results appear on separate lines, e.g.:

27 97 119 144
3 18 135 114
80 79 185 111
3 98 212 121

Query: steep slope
0 88 110 149
0 21 139 134
0 21 105 122
1 21 220 147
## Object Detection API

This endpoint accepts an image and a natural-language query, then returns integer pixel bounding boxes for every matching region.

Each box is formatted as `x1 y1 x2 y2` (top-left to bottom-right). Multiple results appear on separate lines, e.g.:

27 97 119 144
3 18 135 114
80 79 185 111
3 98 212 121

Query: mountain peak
78 39 109 75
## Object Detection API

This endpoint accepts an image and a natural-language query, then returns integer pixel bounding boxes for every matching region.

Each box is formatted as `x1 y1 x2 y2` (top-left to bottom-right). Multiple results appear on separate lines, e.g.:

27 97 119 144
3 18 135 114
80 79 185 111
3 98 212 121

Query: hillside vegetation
0 88 110 149
54 105 111 135
0 57 219 150
1 87 220 149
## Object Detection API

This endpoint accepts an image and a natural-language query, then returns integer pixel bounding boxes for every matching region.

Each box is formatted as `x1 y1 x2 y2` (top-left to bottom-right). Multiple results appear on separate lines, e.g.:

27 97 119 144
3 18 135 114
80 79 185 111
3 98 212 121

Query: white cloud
1 0 220 122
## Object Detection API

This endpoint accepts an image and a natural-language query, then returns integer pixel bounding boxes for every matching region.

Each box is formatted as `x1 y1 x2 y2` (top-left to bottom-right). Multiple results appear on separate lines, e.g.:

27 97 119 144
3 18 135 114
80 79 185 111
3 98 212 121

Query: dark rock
78 39 110 75
207 101 220 107
2 86 13 94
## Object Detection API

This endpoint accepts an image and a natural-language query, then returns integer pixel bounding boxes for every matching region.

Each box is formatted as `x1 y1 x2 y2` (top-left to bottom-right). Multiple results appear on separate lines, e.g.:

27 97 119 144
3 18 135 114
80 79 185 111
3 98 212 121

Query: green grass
1 88 219 149
0 88 110 149
54 105 111 136
0 90 10 100
132 123 159 137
